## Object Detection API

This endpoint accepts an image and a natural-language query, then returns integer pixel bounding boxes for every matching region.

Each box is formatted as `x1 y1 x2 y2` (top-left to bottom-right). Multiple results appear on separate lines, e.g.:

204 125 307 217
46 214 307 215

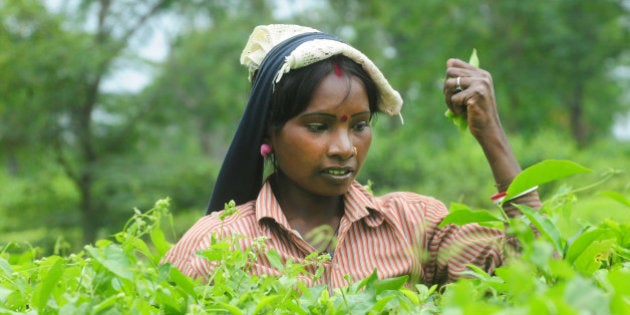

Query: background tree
0 0 276 248
331 0 630 146
1 0 89 246
133 0 274 222
482 0 630 146
1 0 190 244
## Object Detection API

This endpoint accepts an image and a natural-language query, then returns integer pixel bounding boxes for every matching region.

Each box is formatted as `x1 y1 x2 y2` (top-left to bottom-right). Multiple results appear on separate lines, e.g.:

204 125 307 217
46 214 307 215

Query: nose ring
353 146 358 156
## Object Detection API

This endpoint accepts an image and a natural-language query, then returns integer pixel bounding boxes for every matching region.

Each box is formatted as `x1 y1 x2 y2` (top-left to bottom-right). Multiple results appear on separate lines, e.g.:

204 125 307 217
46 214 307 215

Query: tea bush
1 160 629 314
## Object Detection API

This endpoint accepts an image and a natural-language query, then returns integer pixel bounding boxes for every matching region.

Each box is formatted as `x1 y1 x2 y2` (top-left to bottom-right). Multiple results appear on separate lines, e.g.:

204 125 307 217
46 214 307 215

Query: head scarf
207 25 403 214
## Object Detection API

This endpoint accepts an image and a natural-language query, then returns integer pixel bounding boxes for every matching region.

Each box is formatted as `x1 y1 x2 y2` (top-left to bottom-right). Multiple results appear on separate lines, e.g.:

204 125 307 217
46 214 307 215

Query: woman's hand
442 58 521 192
443 58 502 141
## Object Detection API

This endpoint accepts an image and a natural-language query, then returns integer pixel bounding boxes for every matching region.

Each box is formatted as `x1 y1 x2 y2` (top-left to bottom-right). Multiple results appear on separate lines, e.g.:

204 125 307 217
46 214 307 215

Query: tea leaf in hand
469 48 479 68
445 48 479 132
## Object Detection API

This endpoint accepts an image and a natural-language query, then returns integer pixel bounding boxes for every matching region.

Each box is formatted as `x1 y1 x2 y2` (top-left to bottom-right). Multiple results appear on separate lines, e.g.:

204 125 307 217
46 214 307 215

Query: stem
567 169 619 195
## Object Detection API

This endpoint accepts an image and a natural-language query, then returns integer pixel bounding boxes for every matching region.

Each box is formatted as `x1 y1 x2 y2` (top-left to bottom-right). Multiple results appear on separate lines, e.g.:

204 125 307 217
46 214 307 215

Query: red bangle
490 191 506 201
491 186 539 206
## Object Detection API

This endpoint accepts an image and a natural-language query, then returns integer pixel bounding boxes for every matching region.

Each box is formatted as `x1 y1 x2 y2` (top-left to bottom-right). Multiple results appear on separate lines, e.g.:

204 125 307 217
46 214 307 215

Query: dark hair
266 55 379 131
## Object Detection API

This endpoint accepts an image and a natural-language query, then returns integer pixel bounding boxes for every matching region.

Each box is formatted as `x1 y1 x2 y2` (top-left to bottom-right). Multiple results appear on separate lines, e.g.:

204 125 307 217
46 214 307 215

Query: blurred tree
0 0 90 247
330 0 630 146
0 0 274 249
0 0 71 175
140 0 273 207
482 0 630 146
1 0 199 244
143 19 263 160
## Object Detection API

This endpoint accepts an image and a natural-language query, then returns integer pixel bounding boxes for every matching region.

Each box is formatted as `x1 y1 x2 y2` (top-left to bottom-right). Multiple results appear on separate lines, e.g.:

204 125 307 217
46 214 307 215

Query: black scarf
207 32 341 214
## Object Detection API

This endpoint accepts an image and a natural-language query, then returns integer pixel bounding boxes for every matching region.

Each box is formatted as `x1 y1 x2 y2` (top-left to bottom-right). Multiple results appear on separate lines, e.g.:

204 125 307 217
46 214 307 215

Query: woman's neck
270 173 344 233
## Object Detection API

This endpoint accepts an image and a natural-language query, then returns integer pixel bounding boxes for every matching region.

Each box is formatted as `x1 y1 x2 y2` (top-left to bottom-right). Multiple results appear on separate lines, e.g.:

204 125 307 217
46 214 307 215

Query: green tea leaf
0 257 12 275
369 295 395 312
505 159 592 201
129 238 152 261
566 228 615 263
155 289 186 314
92 293 121 313
564 276 610 313
32 256 65 311
150 227 170 259
439 206 503 228
609 267 630 314
608 267 630 298
613 244 630 261
265 249 284 271
211 302 244 315
469 48 480 67
85 244 133 281
253 295 282 314
351 268 378 293
444 109 468 132
399 288 421 305
516 205 564 254
573 238 616 274
374 275 409 294
168 265 197 297
599 190 630 208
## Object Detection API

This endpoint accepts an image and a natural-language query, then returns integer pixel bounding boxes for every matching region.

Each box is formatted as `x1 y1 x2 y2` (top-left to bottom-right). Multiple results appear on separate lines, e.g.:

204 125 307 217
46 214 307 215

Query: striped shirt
163 180 540 288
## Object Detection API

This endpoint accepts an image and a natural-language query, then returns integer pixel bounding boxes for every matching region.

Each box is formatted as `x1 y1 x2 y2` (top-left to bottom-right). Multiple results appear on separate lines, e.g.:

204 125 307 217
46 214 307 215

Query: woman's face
269 71 372 197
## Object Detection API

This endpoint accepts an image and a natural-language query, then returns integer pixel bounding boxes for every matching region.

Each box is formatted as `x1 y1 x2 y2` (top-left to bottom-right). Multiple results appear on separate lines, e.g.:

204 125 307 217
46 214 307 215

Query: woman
163 24 540 288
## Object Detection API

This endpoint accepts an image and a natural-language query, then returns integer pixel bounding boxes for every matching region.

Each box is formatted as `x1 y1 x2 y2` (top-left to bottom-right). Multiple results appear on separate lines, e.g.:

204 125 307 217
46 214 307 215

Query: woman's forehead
303 73 369 112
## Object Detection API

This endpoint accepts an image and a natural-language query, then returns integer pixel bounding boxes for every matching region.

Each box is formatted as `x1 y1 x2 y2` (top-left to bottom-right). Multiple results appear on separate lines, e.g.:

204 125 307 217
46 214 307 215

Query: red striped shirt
163 180 540 288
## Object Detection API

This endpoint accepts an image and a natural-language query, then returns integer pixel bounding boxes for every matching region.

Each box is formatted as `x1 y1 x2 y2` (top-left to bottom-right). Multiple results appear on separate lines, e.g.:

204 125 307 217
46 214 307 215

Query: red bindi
340 114 348 122
332 61 343 77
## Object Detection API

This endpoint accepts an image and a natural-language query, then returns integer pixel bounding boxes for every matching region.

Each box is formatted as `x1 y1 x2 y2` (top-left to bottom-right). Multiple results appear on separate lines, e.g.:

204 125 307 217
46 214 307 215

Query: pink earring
260 143 272 157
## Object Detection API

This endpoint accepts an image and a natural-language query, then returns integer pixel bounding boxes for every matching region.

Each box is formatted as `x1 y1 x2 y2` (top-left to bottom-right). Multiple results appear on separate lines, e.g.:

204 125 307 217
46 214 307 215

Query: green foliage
504 159 592 201
2 161 630 313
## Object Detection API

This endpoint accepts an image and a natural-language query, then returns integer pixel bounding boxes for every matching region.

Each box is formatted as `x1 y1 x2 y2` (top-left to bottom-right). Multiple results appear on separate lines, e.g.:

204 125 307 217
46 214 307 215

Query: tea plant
1 160 628 314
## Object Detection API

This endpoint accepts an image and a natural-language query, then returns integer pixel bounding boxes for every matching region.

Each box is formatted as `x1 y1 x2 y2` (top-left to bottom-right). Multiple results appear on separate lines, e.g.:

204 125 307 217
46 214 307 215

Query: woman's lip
321 168 354 180
322 167 354 174
324 169 350 174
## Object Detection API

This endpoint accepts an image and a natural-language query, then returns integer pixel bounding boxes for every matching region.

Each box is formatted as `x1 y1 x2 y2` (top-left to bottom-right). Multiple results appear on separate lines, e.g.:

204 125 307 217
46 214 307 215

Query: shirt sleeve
419 191 541 286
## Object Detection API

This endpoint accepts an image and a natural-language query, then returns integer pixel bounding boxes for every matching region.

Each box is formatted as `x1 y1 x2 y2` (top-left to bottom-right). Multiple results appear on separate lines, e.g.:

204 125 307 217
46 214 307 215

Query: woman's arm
442 58 540 210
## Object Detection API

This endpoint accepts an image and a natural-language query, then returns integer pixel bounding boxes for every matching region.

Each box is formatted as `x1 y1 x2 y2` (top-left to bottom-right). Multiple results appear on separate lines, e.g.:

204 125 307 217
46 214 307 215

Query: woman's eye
353 121 369 131
306 123 327 132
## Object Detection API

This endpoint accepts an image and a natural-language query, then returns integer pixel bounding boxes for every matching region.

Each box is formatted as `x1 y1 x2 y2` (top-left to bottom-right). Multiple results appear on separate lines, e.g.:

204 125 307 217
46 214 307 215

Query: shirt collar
254 181 292 231
255 180 385 229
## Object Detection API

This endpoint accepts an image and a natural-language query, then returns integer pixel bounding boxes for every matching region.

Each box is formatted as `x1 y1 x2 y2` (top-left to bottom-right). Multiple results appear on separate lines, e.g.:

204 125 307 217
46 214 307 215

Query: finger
446 67 476 82
446 58 464 68
444 76 470 95
447 58 479 69
443 75 471 113
443 78 457 110
449 93 469 116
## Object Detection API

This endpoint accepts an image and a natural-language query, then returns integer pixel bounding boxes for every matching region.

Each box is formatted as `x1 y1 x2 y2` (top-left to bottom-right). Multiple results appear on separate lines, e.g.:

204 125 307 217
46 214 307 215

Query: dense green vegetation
1 160 629 313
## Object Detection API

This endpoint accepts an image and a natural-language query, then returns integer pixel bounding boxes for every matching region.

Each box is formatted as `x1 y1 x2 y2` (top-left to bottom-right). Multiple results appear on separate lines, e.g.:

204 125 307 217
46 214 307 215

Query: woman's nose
327 130 354 159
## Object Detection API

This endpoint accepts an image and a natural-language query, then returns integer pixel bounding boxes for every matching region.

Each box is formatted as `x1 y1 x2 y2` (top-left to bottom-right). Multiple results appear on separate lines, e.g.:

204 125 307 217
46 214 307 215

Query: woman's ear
260 135 273 158
260 143 272 158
